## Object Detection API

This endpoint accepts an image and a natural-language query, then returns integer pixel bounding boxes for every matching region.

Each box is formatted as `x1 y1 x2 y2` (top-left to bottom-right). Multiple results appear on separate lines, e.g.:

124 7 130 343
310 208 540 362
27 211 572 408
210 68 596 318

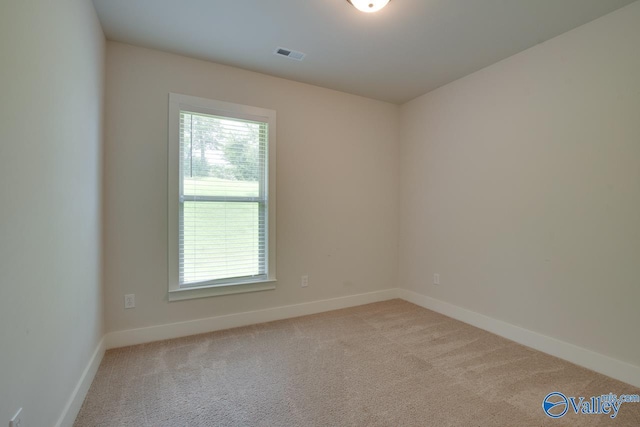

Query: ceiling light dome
347 0 391 13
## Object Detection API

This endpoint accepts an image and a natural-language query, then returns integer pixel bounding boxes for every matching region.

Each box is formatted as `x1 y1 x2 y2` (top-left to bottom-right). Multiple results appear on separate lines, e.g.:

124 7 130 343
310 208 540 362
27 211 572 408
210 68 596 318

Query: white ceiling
93 0 636 104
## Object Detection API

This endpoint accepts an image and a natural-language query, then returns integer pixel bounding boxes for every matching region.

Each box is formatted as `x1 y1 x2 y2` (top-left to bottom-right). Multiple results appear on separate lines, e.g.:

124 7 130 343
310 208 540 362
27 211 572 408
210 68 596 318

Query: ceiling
93 0 636 104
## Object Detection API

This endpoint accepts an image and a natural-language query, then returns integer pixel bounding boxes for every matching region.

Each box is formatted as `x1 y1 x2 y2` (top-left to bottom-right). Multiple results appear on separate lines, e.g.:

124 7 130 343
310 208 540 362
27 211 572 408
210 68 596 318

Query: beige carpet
75 300 640 426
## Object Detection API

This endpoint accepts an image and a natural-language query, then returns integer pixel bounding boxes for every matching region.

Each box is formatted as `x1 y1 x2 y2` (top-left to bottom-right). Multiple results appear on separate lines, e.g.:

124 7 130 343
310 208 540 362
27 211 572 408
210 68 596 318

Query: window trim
168 93 277 301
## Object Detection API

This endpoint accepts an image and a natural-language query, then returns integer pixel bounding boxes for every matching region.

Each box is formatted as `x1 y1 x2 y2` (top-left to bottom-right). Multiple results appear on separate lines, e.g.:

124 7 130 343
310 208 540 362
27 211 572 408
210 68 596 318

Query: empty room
2 0 640 425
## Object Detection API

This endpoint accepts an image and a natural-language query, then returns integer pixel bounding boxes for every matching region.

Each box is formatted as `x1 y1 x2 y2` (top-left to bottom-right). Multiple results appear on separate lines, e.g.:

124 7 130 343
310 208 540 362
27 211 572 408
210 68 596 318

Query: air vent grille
274 47 306 61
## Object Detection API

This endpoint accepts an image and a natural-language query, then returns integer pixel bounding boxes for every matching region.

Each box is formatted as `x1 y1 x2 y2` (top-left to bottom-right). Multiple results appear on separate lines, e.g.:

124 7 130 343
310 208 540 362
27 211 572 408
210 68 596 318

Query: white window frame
168 93 277 301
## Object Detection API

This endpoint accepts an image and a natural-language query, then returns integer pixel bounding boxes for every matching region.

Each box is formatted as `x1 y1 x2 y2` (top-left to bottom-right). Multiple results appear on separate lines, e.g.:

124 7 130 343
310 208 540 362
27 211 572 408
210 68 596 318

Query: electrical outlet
433 274 440 285
301 275 309 288
10 408 23 427
124 294 135 309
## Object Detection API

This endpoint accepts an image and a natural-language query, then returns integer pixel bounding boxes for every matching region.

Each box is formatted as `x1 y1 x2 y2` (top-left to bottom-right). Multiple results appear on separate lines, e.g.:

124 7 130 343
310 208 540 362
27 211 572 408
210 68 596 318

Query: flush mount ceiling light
347 0 391 13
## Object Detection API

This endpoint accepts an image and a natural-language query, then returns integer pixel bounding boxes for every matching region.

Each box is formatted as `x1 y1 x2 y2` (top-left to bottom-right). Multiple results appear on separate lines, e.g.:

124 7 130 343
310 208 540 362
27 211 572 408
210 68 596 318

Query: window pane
180 112 265 198
180 201 265 285
169 93 275 295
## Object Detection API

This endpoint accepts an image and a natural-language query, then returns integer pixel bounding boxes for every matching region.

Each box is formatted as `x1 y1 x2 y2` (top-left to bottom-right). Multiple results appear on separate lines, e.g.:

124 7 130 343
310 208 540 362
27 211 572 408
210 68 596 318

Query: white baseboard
105 288 399 349
55 336 106 427
397 288 640 389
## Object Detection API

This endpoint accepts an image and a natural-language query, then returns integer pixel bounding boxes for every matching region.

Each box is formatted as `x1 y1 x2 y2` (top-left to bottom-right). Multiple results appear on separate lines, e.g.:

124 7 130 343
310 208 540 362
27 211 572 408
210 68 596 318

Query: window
168 93 276 301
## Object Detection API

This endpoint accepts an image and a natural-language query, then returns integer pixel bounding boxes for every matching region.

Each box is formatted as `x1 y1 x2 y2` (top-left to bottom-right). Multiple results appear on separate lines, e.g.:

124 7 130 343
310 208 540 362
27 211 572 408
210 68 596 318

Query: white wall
400 1 640 368
103 42 399 333
0 0 105 425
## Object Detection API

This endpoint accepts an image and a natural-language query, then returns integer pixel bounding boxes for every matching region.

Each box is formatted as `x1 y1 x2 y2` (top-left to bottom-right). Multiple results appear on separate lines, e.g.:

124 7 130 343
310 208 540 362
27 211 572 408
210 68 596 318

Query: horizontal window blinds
179 111 267 286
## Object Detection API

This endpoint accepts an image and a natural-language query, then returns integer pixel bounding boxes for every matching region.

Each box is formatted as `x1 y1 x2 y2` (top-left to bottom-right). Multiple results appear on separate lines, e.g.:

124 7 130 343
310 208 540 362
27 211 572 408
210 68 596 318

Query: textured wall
103 42 400 332
0 0 105 425
399 2 640 367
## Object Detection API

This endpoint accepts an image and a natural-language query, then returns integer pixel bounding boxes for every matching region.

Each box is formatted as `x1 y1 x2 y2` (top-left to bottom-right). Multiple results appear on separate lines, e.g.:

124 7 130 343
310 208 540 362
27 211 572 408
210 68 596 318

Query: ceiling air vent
274 47 306 61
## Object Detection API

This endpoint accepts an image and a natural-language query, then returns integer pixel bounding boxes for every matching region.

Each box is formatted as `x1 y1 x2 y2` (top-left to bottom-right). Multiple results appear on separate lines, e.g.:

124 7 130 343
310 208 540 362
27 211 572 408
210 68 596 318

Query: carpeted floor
75 299 640 426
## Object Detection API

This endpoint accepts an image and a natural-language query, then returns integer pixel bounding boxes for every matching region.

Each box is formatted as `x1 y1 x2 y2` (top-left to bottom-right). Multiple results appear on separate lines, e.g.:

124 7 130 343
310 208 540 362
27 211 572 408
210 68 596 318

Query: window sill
168 279 277 302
